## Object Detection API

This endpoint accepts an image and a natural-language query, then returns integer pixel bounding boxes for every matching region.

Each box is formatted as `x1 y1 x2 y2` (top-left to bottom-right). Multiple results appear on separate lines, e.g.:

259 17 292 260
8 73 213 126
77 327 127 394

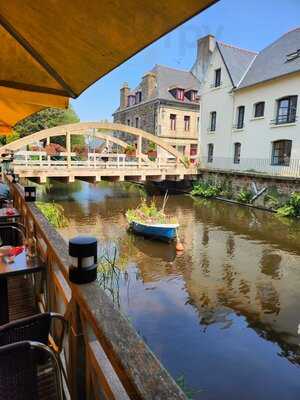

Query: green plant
181 155 191 168
126 198 177 224
36 201 69 228
236 189 253 204
264 194 280 209
277 192 300 218
191 181 221 198
148 141 156 151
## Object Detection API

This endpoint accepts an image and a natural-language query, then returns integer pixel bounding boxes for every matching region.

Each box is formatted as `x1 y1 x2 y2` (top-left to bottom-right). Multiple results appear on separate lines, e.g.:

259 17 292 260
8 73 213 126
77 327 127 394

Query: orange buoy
176 241 184 252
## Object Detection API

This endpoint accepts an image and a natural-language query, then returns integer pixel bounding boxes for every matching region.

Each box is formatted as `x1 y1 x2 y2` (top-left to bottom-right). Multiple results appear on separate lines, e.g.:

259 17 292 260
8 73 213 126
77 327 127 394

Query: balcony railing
8 181 187 400
198 156 300 178
270 115 298 125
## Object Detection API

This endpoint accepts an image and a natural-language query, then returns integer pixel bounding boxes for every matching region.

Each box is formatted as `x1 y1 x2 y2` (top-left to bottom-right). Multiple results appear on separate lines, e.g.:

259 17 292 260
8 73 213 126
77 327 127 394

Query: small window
207 143 214 163
237 106 245 129
254 102 265 118
135 91 142 103
127 95 135 107
210 111 217 131
170 114 176 130
276 96 297 124
186 90 198 102
135 117 139 128
176 89 185 101
127 119 131 126
190 144 198 156
272 140 292 166
233 143 241 164
184 116 190 131
214 68 221 87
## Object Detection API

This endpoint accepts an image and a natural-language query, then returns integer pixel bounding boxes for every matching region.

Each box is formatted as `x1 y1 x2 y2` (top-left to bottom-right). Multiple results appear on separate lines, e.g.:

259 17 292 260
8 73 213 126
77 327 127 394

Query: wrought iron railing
270 115 298 125
198 156 300 178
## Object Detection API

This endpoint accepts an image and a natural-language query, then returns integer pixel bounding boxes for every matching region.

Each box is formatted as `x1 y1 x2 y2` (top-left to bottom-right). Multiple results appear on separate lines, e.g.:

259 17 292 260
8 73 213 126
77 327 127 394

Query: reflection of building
193 29 300 172
113 65 200 158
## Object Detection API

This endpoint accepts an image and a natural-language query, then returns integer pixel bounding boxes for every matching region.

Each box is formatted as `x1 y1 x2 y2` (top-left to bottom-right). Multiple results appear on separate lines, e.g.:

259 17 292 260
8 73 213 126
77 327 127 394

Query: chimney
120 82 130 108
191 35 216 82
141 72 156 100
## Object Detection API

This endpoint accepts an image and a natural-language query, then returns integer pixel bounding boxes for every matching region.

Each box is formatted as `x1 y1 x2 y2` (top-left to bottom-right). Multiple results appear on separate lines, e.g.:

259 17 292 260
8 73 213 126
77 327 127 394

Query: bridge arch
0 122 184 162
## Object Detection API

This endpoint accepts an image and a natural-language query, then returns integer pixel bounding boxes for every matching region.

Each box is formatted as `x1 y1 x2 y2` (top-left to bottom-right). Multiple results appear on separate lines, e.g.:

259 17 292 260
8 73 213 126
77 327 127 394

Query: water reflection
41 181 300 400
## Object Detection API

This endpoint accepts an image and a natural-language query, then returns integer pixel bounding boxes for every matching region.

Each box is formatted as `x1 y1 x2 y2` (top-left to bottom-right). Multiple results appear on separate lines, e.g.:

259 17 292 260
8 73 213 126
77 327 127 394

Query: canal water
40 180 300 400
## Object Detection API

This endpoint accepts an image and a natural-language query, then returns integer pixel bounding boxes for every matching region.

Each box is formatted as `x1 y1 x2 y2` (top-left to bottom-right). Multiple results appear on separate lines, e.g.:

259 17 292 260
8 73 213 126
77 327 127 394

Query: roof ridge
155 63 191 73
217 40 258 55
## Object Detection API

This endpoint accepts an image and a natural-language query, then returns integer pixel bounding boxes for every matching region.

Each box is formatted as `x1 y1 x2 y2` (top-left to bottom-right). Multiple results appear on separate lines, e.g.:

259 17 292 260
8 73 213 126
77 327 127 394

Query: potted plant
147 142 157 159
124 144 136 157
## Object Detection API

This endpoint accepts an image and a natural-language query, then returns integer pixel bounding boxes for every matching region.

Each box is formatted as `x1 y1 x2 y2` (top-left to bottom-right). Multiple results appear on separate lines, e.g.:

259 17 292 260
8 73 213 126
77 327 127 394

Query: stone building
113 64 200 158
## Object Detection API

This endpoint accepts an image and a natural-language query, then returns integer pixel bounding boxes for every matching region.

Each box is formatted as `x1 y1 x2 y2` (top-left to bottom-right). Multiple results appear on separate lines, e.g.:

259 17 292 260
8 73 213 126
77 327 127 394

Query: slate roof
216 41 257 87
238 28 300 89
153 64 200 104
115 64 200 113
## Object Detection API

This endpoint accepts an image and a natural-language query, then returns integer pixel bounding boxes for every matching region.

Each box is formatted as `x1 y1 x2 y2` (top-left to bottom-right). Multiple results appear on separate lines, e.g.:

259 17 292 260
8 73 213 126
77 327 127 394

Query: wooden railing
9 182 187 400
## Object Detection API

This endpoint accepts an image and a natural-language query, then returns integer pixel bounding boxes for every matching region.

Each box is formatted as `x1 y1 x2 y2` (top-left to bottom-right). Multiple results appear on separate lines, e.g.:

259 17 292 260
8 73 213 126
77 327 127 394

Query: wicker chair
0 223 25 246
0 340 64 400
0 312 68 353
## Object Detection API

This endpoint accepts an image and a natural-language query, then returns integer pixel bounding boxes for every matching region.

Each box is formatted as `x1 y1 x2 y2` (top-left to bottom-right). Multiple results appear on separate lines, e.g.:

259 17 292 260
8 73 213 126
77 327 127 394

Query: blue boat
129 221 179 242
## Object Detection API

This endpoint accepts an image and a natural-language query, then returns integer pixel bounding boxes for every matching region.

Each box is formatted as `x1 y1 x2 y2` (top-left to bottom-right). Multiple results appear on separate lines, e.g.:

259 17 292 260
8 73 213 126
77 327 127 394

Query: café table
0 248 44 324
0 208 20 224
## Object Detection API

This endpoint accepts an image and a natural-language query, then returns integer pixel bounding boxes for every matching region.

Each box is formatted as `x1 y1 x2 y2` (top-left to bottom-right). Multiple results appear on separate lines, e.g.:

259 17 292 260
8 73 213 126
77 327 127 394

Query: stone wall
113 101 158 146
200 169 300 196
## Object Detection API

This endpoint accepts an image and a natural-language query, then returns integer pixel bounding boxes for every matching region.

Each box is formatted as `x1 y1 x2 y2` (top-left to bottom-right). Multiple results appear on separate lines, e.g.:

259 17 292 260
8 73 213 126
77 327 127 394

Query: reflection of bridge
1 122 198 183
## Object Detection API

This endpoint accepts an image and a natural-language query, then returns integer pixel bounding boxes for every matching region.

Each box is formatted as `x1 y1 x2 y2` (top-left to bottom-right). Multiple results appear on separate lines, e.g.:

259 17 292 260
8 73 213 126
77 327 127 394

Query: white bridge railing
12 151 182 170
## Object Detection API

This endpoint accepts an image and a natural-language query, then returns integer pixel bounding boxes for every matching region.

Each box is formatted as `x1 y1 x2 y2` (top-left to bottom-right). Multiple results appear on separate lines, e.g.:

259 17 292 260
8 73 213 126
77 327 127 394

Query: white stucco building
192 29 300 175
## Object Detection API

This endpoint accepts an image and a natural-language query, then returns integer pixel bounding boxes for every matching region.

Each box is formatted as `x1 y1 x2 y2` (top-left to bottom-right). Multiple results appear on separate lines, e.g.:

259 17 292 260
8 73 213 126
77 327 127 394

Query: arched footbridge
0 122 198 183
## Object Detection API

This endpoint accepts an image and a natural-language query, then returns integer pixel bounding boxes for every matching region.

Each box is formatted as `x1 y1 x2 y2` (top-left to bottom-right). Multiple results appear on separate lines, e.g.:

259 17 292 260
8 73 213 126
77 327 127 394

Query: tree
6 131 20 144
14 106 84 147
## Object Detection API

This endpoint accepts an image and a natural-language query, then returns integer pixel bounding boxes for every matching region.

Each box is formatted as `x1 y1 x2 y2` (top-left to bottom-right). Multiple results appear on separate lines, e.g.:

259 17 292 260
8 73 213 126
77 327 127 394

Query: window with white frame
233 142 241 164
207 143 214 163
254 102 265 118
271 140 292 166
210 111 217 131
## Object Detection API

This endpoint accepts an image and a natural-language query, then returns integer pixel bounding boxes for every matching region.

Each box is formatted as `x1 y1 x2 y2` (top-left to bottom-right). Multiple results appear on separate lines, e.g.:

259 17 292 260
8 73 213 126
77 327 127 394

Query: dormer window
135 91 142 104
176 88 185 101
286 49 300 62
127 95 136 107
185 89 198 102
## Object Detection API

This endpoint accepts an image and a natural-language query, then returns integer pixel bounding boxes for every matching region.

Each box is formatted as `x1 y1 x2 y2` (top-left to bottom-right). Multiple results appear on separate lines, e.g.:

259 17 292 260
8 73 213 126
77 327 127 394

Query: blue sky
72 0 300 122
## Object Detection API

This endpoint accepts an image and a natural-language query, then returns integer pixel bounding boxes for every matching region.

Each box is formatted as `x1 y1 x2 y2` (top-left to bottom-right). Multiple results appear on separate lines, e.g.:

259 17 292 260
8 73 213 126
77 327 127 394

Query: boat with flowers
126 198 179 242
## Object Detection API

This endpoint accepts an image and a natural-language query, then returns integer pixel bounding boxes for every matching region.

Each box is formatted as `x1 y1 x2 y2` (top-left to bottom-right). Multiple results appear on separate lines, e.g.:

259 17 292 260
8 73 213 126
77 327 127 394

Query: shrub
236 189 253 204
36 202 69 228
277 192 300 218
191 181 221 198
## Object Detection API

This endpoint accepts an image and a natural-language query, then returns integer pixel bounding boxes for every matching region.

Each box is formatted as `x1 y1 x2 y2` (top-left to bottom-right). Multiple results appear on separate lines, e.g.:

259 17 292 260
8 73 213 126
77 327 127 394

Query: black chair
0 340 64 400
0 223 25 246
0 312 68 353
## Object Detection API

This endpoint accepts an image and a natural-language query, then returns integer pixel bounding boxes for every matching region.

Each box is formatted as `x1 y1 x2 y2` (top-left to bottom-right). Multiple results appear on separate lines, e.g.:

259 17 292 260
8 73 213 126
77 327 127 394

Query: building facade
193 29 300 175
113 65 200 158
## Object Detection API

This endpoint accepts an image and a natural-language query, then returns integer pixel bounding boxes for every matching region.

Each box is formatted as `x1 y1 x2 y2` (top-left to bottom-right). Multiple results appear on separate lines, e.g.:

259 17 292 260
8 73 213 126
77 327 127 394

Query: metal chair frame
0 340 64 400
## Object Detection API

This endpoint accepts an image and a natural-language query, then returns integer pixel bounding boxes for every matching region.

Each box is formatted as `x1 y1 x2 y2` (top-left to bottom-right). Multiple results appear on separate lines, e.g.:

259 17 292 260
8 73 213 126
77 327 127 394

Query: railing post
68 298 86 400
66 131 71 168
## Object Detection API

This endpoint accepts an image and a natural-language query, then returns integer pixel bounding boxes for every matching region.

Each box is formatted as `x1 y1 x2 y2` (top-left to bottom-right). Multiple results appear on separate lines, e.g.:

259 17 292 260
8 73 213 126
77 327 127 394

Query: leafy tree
14 106 84 147
6 131 20 144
